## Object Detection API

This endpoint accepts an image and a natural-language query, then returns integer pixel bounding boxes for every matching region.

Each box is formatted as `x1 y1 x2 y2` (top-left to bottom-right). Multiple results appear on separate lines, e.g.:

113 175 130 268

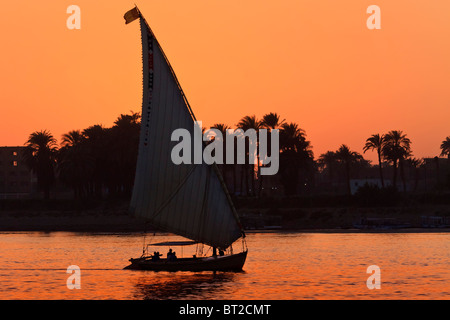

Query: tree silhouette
382 130 411 191
259 112 284 196
363 133 385 187
440 136 450 159
260 112 285 130
61 130 84 148
335 144 365 195
279 123 314 195
22 130 58 199
210 123 231 192
24 109 447 201
82 124 108 198
318 151 338 192
237 115 261 196
107 112 141 197
407 157 424 192
58 130 94 199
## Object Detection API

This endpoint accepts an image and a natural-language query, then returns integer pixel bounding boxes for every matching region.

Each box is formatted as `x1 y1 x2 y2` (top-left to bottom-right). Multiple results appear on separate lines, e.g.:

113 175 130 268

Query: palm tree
82 125 108 198
22 130 58 199
108 112 141 197
433 156 441 189
335 144 365 195
237 115 262 196
382 130 411 191
211 123 231 191
82 124 106 141
279 123 314 195
440 136 450 159
58 130 94 199
61 130 84 148
318 151 338 192
280 122 312 153
363 133 385 187
259 112 284 196
260 112 285 130
237 115 261 132
407 157 424 192
318 151 337 169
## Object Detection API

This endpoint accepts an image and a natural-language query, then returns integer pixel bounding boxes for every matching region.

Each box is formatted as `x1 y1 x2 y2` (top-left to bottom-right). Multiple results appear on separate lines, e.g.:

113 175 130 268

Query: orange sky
1 0 449 162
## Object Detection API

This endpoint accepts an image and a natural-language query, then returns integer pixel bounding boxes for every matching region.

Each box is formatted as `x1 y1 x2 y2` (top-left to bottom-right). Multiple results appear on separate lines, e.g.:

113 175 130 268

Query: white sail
129 15 244 250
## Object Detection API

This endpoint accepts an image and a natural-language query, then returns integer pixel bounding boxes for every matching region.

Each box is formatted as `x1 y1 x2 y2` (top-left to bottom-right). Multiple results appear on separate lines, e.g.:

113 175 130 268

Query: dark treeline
23 112 140 200
21 111 450 202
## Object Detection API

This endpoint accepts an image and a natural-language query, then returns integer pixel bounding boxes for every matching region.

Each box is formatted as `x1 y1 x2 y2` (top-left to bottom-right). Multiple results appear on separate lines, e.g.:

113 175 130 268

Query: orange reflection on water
0 232 448 299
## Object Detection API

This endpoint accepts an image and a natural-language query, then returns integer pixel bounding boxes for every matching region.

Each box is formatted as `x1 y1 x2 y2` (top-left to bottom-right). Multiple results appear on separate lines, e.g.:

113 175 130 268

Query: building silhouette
0 146 37 199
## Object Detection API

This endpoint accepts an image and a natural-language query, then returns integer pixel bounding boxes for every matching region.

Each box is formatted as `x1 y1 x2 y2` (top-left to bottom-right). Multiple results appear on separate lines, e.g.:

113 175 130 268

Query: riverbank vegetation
15 111 449 202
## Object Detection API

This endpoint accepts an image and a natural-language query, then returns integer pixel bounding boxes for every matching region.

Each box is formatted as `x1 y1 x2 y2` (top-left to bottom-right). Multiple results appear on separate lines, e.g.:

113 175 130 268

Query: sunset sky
1 0 449 162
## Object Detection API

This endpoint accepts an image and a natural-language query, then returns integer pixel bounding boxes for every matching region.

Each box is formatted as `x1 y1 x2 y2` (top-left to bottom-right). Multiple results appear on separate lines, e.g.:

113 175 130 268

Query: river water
0 231 448 299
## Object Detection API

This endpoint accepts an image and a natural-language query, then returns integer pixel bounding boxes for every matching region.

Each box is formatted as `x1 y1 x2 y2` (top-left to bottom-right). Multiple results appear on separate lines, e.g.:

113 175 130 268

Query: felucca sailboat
123 7 248 271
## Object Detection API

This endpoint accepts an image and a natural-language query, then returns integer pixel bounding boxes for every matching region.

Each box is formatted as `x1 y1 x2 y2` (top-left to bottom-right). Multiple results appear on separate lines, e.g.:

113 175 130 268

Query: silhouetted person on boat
167 249 177 261
152 251 161 261
219 250 224 256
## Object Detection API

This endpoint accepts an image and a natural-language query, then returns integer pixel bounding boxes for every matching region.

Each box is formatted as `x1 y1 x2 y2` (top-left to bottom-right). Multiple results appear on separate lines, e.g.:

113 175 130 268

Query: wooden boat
123 7 247 272
125 251 248 272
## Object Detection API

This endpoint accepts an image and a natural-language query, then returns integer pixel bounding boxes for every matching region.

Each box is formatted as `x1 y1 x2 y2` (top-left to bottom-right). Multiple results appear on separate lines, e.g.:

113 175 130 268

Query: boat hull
124 251 247 272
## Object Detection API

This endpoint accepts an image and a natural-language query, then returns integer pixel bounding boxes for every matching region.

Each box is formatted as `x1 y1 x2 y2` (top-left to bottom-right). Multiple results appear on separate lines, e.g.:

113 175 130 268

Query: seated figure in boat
167 249 177 261
151 251 162 261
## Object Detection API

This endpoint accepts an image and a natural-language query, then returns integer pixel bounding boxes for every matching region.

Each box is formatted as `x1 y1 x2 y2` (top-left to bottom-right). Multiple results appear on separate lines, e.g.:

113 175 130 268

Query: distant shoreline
0 228 449 234
1 200 449 233
0 213 448 234
245 228 450 234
